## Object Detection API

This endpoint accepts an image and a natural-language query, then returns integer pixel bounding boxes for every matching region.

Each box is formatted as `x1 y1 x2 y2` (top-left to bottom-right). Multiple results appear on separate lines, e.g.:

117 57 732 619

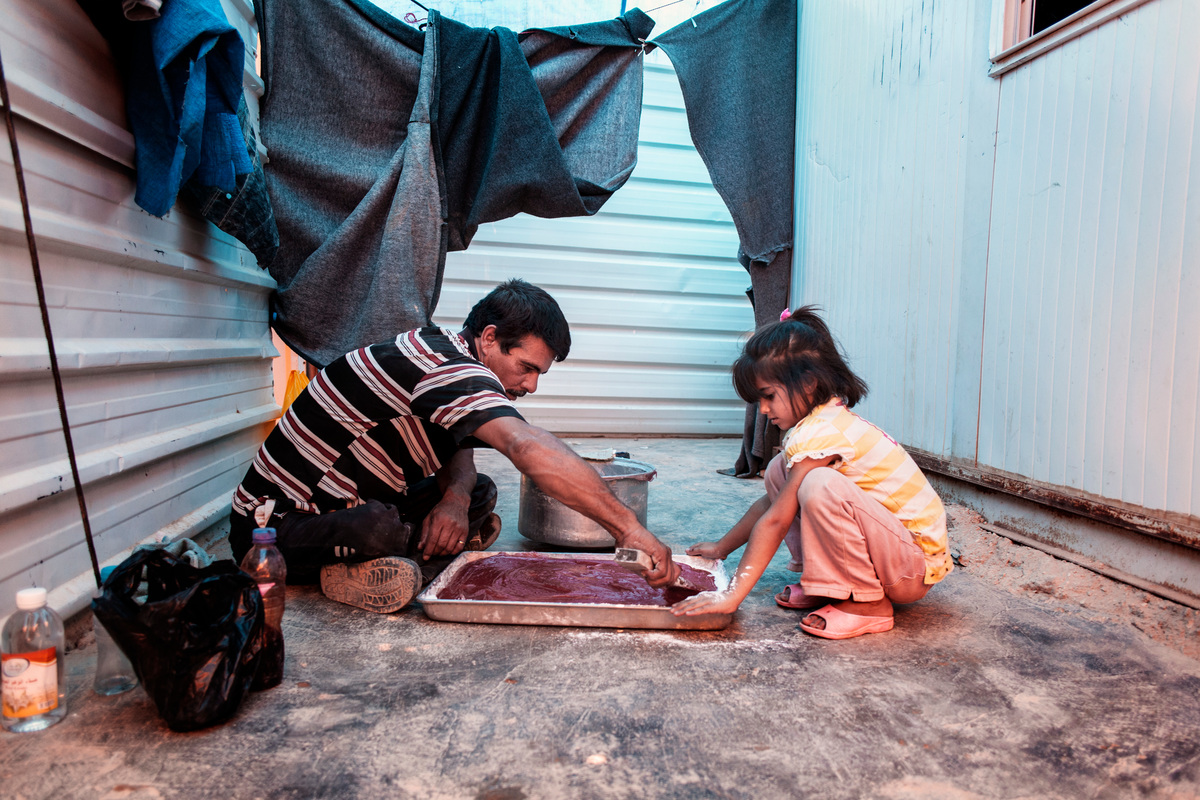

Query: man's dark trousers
230 473 498 584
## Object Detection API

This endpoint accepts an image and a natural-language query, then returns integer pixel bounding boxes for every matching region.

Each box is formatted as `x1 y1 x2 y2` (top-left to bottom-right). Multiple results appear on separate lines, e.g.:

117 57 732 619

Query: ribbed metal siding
795 0 1198 522
0 0 277 618
979 0 1199 516
435 60 751 435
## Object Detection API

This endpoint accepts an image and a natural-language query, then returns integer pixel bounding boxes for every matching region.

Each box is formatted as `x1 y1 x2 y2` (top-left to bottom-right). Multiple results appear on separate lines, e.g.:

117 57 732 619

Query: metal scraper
613 547 708 592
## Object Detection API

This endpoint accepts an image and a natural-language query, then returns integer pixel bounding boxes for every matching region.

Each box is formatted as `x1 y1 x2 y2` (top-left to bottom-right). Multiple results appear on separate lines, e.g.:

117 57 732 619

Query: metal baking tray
417 551 733 630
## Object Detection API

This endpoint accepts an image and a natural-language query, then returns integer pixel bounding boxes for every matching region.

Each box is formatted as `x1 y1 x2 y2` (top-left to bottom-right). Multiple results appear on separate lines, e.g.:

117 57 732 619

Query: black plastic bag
92 548 264 732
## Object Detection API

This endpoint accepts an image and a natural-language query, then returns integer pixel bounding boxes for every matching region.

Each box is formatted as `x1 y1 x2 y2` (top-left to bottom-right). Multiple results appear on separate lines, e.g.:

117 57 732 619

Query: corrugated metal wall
0 0 277 619
794 0 1198 522
435 59 752 435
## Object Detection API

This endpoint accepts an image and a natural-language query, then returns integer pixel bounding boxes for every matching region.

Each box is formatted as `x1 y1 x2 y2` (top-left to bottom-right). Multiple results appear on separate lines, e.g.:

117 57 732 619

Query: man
230 279 680 612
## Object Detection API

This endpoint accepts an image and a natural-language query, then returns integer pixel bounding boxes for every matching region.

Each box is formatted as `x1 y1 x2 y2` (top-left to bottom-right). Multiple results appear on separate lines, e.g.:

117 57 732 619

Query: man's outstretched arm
472 416 681 587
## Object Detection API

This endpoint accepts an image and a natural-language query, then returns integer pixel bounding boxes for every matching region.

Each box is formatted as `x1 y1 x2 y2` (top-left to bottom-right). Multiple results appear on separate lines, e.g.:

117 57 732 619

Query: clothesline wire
407 0 693 23
645 0 689 14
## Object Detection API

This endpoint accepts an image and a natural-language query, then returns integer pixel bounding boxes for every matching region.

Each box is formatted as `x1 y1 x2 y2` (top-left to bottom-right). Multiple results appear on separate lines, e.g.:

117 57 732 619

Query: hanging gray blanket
256 0 653 366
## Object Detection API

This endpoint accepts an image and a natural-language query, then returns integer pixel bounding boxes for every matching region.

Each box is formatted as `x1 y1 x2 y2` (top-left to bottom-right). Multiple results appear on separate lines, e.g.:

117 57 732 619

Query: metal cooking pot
518 455 657 548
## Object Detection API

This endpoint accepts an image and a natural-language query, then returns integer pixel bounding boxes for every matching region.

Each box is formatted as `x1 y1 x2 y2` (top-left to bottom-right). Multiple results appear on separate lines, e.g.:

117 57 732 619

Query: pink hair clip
779 308 792 322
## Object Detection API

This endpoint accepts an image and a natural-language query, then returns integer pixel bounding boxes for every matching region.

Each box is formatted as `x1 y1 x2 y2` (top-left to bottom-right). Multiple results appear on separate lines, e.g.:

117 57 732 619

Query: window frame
988 0 1156 77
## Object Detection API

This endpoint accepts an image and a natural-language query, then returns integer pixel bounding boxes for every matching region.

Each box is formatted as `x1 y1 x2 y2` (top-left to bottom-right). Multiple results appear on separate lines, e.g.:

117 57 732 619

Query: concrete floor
3 439 1199 800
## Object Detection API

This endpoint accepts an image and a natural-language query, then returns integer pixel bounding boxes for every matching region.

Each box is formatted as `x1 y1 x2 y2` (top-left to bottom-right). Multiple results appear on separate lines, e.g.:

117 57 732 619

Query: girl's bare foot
801 597 892 630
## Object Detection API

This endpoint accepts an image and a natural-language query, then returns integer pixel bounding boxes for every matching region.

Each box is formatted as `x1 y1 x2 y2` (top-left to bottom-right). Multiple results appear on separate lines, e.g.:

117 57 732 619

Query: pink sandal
774 583 827 610
799 604 894 639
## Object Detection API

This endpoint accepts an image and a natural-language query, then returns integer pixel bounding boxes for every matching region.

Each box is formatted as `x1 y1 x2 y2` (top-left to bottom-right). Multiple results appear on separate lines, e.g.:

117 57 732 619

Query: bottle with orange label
2 587 67 732
240 527 287 690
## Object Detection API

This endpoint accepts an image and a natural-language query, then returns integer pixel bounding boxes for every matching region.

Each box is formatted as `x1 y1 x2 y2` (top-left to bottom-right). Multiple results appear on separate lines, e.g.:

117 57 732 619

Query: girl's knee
885 579 929 605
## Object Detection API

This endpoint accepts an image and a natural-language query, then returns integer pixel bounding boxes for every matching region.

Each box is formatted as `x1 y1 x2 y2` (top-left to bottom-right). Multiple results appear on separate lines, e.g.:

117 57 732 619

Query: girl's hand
670 590 742 617
685 541 725 559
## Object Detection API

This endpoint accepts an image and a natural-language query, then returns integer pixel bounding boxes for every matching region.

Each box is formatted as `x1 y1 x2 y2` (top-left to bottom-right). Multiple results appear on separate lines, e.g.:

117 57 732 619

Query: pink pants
764 455 929 604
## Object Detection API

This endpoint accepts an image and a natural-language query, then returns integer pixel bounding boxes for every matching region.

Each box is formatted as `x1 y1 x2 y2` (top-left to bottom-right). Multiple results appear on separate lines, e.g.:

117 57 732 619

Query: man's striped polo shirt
232 327 522 522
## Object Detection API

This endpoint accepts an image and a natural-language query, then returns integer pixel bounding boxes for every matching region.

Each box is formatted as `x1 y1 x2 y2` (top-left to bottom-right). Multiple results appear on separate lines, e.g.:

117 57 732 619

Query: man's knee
351 500 412 552
355 498 402 526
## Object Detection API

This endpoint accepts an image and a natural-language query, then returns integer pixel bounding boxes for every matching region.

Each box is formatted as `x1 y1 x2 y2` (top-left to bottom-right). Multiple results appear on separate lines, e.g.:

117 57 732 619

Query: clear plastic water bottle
91 570 137 696
240 527 287 690
2 588 67 732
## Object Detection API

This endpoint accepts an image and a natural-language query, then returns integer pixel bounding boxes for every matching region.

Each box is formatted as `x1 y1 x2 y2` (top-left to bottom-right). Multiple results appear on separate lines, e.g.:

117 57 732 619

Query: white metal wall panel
978 0 1199 517
0 0 277 619
794 0 1198 525
792 0 989 456
435 61 752 435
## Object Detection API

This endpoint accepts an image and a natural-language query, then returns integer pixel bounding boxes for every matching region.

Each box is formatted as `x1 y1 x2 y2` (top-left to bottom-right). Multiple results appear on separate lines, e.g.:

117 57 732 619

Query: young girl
671 307 953 638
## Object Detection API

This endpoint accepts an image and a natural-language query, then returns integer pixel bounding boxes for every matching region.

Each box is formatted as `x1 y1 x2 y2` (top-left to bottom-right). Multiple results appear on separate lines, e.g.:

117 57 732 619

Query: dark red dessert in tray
439 553 717 606
418 551 733 631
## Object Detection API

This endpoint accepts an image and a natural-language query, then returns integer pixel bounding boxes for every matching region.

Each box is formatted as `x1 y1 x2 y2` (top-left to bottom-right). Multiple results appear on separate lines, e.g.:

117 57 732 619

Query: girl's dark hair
464 279 571 361
731 305 868 413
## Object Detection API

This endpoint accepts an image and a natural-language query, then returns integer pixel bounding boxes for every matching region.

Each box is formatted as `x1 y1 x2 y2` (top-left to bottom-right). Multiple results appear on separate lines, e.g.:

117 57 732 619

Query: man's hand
620 526 681 589
470 417 680 585
417 449 477 561
417 495 470 560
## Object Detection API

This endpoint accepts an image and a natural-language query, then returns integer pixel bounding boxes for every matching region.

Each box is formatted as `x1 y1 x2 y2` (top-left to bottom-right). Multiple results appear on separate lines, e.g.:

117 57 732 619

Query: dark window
1032 0 1097 34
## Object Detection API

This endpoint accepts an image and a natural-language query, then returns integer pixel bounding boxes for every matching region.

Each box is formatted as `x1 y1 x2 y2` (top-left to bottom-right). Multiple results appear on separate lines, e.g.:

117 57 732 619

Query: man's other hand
418 497 470 560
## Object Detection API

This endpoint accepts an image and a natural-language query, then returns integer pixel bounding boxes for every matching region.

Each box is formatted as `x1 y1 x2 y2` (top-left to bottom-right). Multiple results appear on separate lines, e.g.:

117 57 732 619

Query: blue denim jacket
125 0 249 216
78 0 279 265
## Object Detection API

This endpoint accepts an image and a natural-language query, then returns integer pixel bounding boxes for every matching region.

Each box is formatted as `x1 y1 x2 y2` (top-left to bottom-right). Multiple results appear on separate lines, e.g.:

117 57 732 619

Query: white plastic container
2 588 67 732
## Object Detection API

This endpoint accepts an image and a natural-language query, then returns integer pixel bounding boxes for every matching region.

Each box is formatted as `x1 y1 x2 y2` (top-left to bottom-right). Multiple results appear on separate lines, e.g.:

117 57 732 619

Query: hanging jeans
77 0 280 265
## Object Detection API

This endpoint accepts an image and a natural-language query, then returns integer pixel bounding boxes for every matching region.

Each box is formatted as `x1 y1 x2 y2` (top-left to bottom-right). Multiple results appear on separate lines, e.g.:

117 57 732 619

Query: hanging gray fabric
440 12 652 252
653 0 797 477
255 0 652 366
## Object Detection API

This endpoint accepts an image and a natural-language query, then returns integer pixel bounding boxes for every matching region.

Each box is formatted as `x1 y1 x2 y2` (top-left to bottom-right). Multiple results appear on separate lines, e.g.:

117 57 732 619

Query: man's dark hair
464 279 571 362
